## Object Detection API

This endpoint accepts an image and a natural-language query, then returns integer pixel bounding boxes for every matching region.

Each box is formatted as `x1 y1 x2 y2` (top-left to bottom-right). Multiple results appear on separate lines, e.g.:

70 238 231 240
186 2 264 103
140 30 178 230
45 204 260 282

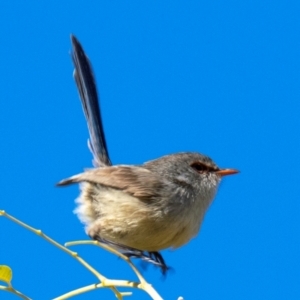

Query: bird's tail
71 35 111 167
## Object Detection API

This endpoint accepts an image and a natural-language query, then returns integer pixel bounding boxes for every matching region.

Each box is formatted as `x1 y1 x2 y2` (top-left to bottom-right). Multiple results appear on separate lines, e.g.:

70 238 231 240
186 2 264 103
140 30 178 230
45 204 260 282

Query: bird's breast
74 182 212 251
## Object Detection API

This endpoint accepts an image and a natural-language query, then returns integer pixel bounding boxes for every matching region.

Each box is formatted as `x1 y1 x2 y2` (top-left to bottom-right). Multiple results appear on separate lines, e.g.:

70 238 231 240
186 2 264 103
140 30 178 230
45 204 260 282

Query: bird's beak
215 168 239 177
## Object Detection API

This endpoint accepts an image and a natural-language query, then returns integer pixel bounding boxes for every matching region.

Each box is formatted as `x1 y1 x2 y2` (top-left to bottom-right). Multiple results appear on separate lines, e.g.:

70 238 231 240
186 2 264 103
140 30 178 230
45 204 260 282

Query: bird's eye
190 162 208 173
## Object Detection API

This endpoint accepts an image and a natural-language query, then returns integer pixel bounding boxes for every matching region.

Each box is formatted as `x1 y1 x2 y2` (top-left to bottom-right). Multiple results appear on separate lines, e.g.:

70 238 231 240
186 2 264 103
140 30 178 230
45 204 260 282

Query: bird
57 35 239 273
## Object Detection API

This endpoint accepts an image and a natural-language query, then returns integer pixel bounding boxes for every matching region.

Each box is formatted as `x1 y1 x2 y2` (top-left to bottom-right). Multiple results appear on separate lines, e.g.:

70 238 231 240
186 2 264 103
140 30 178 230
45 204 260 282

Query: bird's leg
92 235 169 274
123 250 169 275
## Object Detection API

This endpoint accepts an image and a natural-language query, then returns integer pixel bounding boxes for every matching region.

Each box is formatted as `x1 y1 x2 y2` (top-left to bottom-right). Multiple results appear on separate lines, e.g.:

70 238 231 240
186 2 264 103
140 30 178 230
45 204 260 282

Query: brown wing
57 166 166 200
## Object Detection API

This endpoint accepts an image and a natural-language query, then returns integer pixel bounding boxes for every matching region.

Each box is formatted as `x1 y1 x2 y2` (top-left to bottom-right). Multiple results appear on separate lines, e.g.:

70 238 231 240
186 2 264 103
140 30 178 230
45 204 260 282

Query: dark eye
190 162 208 173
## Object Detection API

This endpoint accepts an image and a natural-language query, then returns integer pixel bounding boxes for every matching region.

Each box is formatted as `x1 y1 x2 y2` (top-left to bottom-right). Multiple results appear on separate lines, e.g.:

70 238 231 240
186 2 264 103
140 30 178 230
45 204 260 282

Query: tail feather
56 175 81 187
71 35 112 167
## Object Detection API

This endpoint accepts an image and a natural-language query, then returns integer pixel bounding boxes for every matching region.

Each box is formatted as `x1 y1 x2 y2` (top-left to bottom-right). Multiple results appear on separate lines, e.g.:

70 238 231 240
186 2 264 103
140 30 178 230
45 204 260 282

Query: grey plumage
58 35 238 273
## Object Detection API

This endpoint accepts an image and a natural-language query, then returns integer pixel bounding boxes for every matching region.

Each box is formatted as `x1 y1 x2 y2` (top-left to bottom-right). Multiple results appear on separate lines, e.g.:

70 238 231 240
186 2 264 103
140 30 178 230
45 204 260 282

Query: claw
93 236 170 274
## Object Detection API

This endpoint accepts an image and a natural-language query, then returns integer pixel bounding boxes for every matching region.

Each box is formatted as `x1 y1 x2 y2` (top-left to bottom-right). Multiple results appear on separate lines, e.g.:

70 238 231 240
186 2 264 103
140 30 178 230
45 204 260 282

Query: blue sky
1 1 299 299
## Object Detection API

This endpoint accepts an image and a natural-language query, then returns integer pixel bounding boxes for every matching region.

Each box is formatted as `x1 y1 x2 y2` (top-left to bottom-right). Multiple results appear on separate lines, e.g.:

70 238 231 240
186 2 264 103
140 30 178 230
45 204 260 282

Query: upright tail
71 35 112 167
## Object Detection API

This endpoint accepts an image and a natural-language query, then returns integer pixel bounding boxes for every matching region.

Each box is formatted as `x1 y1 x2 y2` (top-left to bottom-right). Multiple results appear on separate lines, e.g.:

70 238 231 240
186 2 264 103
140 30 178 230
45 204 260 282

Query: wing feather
57 166 165 200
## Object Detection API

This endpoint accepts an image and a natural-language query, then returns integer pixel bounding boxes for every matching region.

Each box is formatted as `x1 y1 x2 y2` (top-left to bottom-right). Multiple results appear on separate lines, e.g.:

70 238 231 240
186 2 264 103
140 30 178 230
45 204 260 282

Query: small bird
58 35 238 273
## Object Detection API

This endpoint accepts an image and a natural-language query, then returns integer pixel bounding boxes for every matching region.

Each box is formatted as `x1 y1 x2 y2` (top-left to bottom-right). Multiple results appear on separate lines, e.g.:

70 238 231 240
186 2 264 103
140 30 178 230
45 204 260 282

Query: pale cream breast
74 182 201 251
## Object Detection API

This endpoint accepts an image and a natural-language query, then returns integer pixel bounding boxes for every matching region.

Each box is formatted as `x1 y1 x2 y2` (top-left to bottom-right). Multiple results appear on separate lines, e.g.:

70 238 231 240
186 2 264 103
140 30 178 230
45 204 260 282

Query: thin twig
0 285 32 300
53 282 133 300
0 210 163 300
66 240 163 300
0 210 122 299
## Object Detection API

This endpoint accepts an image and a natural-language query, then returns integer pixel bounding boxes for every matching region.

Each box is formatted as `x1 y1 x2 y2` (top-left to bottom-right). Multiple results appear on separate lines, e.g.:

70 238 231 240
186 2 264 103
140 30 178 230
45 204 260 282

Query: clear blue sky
1 1 299 299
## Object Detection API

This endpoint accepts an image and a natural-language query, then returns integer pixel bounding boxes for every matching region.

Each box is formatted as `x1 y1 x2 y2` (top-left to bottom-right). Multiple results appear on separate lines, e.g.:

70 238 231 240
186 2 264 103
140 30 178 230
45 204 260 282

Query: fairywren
58 35 238 272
